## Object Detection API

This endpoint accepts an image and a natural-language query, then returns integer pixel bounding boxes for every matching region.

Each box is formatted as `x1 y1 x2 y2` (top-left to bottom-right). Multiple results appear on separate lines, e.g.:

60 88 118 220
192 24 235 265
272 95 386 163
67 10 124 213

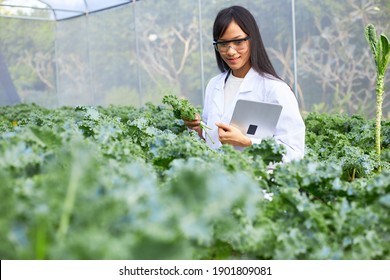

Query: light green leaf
380 34 390 73
365 24 378 62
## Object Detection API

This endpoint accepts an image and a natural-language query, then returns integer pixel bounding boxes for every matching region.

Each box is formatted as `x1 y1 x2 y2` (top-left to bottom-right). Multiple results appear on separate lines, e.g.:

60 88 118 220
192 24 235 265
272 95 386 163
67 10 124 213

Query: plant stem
376 74 384 172
56 153 82 240
351 168 356 181
200 122 215 144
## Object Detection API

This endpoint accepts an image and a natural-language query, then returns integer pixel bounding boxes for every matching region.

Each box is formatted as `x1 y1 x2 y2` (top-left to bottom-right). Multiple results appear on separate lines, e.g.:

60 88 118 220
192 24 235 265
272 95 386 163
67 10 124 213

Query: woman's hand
215 122 251 147
183 113 203 139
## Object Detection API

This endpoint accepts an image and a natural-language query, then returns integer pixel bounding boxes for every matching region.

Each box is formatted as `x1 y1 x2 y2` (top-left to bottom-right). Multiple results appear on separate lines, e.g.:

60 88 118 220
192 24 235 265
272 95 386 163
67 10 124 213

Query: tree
293 0 390 116
0 48 20 104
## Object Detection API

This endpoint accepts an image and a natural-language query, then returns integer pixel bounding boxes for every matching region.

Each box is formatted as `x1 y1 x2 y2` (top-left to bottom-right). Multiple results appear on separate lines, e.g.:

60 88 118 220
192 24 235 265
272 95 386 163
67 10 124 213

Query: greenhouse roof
0 0 136 21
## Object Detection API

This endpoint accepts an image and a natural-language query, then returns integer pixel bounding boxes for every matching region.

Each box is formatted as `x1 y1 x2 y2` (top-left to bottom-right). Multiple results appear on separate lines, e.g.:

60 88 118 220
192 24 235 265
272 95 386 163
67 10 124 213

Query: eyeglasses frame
213 36 250 52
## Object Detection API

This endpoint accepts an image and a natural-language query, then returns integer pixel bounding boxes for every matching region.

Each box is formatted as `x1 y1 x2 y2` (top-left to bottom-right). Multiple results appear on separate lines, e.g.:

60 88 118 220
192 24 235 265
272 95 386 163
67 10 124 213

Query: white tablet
230 99 282 139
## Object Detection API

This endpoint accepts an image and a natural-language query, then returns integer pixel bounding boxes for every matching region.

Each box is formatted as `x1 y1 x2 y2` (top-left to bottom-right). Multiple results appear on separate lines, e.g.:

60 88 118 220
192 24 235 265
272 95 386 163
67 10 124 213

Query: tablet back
230 99 282 139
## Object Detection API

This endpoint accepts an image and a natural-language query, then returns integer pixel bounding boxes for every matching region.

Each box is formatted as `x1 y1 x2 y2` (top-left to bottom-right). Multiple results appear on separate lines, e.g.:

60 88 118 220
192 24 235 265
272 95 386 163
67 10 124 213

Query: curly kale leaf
162 95 214 143
162 95 198 121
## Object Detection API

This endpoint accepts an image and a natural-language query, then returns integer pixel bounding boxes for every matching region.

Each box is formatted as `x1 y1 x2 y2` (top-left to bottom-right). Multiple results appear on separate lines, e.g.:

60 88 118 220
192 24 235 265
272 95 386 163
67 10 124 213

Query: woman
185 5 305 162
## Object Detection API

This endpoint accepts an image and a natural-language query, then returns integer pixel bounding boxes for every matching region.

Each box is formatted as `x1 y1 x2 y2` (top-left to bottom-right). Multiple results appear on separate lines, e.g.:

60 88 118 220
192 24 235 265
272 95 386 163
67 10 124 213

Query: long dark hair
213 5 281 80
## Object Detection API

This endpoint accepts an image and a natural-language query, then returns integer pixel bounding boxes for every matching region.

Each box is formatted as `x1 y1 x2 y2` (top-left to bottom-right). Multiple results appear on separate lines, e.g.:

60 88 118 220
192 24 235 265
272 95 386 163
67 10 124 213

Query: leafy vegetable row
0 102 389 259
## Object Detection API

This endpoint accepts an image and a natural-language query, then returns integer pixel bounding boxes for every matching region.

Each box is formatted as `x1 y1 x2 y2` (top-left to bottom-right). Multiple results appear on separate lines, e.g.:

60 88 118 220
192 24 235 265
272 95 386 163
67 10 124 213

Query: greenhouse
0 0 390 263
0 0 388 115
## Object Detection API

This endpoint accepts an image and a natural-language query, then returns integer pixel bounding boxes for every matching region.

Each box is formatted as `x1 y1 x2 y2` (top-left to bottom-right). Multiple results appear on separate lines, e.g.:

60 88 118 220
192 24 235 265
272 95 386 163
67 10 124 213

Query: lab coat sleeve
267 82 305 162
201 79 212 140
200 74 223 143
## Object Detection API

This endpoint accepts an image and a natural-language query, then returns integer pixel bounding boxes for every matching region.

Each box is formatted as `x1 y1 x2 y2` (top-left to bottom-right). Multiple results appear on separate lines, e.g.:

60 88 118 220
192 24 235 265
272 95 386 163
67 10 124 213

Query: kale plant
365 24 390 170
162 95 214 143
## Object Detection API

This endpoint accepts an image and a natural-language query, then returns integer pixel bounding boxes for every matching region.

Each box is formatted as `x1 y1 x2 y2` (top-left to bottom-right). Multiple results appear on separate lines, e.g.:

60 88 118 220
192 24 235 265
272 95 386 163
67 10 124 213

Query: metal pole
291 0 298 98
82 0 94 104
132 0 143 107
198 0 205 104
54 21 61 107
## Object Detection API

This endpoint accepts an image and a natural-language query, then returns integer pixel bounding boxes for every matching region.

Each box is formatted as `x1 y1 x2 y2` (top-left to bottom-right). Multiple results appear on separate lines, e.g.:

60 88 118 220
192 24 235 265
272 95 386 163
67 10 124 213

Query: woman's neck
232 64 251 78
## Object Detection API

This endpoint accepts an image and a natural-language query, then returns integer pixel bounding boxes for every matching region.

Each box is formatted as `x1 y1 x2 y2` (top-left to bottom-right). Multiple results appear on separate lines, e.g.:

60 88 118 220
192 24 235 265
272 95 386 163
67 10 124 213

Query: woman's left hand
215 122 252 147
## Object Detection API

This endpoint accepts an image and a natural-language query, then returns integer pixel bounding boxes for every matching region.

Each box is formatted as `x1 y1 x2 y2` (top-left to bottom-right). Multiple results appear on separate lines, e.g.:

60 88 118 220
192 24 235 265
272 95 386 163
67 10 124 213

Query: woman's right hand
183 113 203 138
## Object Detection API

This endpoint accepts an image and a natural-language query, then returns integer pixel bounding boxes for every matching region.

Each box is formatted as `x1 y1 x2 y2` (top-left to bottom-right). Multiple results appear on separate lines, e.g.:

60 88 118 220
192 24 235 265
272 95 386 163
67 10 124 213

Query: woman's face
218 20 251 78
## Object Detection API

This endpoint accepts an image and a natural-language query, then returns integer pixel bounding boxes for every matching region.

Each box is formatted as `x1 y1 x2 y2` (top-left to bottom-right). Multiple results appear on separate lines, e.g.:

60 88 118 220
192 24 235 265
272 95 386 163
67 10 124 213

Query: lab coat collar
212 67 258 116
240 68 258 93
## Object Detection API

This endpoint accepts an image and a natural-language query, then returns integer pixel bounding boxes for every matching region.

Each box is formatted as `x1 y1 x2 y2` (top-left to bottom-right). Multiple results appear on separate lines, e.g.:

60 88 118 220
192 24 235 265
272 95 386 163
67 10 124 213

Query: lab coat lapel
236 68 257 97
211 72 228 117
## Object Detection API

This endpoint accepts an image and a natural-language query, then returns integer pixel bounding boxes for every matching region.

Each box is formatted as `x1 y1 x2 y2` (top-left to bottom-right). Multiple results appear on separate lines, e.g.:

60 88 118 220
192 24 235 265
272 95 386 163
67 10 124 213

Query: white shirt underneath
224 73 244 113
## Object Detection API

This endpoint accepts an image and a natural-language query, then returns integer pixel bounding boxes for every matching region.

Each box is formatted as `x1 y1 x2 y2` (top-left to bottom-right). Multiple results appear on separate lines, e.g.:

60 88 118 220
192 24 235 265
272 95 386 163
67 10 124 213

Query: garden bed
0 103 389 259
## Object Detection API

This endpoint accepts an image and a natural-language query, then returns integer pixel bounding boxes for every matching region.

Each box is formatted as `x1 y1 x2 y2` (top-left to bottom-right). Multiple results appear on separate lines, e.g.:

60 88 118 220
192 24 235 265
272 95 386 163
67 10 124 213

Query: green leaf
365 24 378 64
162 94 198 120
380 34 390 74
243 138 286 165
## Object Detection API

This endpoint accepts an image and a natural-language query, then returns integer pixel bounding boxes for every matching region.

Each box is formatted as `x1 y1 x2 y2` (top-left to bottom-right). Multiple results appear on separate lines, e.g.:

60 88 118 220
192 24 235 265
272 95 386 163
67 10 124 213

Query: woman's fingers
183 113 201 128
215 122 230 131
216 122 251 147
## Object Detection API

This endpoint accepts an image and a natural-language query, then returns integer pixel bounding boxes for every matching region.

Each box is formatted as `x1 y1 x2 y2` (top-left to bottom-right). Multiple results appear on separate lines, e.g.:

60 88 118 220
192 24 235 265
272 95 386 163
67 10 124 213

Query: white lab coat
202 68 305 162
